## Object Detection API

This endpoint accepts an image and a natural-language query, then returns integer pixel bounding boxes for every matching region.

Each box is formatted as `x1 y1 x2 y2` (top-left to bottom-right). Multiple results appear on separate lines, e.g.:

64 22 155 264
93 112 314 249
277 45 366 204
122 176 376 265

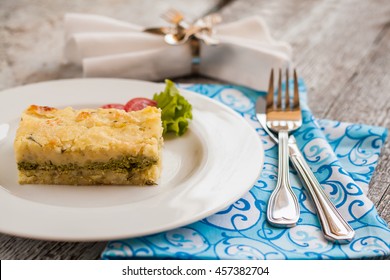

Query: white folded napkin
64 13 292 91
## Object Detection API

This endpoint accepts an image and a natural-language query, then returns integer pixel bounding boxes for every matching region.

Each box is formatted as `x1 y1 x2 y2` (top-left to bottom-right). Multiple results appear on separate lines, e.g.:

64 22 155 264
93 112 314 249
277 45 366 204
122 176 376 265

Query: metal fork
161 9 194 44
161 9 219 45
161 8 188 27
266 68 301 227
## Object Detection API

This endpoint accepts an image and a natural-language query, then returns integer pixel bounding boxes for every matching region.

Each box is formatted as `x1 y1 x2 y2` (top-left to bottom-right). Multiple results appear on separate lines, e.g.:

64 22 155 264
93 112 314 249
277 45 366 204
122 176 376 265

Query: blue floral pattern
102 82 390 260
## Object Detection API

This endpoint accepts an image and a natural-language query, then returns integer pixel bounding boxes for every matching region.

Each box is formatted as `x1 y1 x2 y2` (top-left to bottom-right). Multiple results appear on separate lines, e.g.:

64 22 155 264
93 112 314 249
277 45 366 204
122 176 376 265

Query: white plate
0 79 263 241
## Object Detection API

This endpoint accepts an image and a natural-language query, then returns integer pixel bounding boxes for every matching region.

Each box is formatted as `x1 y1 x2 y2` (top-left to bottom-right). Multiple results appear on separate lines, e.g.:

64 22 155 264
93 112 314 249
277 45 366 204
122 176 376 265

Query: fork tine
276 68 282 109
161 9 172 21
266 69 274 111
293 69 299 109
285 68 290 110
161 8 183 24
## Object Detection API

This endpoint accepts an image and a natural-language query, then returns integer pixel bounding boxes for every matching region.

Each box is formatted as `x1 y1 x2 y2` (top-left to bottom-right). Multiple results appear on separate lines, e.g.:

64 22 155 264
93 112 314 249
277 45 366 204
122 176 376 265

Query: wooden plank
0 234 106 259
373 144 390 180
368 180 390 215
0 0 221 90
376 185 390 224
0 0 389 259
218 0 390 117
368 144 390 224
323 17 390 127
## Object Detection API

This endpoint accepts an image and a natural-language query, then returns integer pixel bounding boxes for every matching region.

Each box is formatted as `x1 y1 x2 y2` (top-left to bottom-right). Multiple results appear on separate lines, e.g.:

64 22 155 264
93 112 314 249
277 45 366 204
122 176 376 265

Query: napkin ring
143 9 221 73
144 9 221 63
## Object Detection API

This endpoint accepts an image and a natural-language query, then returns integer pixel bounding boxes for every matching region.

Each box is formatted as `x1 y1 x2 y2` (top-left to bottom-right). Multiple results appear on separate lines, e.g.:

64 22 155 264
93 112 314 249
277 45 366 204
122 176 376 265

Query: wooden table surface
0 0 389 259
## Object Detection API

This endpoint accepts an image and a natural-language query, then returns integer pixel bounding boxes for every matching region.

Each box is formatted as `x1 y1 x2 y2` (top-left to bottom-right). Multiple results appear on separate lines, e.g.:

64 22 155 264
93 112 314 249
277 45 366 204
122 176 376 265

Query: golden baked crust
14 105 163 185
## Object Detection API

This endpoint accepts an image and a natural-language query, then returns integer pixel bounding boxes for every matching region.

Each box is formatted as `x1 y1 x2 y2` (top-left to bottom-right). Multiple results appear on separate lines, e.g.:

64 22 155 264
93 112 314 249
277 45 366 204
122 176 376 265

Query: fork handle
289 143 355 243
267 131 300 227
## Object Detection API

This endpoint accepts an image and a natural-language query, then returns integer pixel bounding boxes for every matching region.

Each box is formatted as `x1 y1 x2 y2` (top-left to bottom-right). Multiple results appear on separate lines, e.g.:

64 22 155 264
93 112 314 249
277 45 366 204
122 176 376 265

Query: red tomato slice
100 103 125 110
124 98 157 112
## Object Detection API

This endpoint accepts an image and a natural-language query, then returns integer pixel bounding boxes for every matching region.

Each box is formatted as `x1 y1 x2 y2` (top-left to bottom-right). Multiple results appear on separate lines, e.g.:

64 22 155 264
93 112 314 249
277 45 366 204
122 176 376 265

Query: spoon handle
289 140 355 243
267 131 300 227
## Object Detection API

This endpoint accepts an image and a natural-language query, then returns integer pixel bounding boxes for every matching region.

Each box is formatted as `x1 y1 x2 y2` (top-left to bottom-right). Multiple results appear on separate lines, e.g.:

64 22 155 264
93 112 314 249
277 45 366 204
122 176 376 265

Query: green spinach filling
18 156 157 171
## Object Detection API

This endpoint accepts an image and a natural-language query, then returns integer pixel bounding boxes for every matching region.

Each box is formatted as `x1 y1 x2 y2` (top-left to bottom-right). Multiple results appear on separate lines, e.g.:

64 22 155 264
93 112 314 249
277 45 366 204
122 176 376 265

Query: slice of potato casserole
14 105 163 185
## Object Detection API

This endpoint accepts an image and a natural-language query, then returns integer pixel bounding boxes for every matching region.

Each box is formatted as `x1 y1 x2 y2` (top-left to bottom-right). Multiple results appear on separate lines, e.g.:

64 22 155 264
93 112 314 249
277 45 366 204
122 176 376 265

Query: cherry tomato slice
124 98 157 112
100 103 125 110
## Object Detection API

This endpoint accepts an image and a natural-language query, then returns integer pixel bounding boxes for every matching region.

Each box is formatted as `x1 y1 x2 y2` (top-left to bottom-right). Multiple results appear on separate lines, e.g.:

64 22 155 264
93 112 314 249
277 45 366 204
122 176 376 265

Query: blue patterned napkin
101 82 390 260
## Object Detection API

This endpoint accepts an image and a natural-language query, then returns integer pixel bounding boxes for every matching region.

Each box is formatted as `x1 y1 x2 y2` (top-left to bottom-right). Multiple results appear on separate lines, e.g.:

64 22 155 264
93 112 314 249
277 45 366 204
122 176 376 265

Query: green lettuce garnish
153 80 192 136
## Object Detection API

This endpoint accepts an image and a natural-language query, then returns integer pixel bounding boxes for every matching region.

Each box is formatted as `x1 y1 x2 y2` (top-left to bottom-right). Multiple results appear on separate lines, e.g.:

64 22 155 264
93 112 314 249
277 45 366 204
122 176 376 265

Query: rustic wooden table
0 0 389 259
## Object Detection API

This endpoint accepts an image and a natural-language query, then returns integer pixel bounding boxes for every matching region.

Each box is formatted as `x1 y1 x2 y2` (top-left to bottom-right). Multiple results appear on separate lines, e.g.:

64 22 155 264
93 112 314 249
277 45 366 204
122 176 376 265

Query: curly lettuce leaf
153 80 192 136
